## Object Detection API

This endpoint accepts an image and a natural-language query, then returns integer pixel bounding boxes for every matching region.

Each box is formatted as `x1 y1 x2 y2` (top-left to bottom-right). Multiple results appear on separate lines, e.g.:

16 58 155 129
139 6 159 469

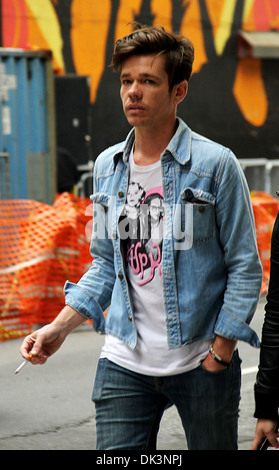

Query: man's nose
128 82 142 99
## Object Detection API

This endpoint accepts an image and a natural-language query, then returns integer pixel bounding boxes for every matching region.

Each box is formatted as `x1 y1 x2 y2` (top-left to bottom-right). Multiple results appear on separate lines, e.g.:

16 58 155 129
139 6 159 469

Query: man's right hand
20 323 67 364
20 305 85 365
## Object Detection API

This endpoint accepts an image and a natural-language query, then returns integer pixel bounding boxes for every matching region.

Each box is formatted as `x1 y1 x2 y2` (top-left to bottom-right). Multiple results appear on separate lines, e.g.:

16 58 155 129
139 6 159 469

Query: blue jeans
92 351 241 450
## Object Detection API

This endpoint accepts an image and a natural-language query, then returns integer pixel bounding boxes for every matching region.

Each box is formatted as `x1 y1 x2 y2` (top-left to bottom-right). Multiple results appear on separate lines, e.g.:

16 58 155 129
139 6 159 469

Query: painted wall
1 0 279 160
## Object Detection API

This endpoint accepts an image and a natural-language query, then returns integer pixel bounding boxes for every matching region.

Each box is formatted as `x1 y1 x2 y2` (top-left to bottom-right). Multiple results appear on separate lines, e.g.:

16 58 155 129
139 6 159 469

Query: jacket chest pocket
180 187 216 246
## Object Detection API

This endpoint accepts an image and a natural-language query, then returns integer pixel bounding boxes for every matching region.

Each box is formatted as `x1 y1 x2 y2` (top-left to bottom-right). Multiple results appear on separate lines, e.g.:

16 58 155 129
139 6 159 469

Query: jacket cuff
214 308 260 347
254 386 279 420
64 281 105 334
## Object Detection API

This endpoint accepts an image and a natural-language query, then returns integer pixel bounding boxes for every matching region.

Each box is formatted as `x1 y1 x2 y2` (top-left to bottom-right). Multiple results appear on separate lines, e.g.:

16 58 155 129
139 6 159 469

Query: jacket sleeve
64 158 116 334
213 149 263 345
254 212 279 419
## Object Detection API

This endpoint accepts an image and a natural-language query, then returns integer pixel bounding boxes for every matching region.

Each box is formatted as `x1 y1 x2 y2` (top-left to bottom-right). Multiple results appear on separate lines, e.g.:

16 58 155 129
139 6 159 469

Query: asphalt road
0 297 266 451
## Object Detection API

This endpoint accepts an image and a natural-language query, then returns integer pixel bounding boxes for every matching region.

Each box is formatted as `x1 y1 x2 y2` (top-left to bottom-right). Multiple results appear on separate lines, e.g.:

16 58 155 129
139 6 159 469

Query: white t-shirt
100 151 210 376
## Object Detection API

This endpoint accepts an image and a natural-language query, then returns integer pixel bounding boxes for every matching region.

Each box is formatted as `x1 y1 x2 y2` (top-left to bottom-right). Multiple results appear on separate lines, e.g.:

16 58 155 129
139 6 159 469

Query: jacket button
198 206 205 213
118 273 124 280
128 315 132 322
118 191 124 198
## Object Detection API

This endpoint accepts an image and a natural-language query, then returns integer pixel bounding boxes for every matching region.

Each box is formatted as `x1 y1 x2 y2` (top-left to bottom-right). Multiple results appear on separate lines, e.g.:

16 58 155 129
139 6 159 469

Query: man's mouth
127 104 144 111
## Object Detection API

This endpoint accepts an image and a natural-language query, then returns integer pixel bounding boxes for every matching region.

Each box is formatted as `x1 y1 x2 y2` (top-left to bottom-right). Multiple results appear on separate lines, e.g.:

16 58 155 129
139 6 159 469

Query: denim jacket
64 118 262 349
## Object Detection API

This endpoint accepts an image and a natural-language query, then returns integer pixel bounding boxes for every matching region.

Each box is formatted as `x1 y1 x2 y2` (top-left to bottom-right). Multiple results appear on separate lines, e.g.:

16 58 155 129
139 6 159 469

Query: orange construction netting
0 191 278 342
250 191 279 295
0 192 93 341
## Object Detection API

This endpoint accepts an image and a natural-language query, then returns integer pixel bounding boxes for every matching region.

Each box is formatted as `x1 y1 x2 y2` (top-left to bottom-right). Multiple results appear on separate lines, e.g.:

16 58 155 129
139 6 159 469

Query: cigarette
14 355 32 374
14 360 27 374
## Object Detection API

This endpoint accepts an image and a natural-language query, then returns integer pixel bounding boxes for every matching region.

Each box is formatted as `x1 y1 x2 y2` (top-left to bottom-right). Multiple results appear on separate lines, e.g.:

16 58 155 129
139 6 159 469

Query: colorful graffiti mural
1 0 279 159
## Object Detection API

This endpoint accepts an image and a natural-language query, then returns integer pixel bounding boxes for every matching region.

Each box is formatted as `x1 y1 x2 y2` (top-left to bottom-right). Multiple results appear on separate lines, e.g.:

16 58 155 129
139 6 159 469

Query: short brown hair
111 23 194 90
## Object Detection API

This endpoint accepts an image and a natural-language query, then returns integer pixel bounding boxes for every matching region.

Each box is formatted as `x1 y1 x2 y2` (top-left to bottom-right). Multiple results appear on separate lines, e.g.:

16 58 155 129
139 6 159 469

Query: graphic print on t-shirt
120 181 164 287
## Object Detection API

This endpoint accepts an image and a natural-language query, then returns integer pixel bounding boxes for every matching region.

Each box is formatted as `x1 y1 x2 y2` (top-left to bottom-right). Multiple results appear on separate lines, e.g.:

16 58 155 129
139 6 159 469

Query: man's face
120 54 178 130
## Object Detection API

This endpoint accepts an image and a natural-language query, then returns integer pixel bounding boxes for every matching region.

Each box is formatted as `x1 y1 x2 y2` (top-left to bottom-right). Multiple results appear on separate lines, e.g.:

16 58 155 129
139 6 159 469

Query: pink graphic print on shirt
121 183 164 286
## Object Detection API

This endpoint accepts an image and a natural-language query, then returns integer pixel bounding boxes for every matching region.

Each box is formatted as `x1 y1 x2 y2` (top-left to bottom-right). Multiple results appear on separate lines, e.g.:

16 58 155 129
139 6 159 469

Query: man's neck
133 120 178 166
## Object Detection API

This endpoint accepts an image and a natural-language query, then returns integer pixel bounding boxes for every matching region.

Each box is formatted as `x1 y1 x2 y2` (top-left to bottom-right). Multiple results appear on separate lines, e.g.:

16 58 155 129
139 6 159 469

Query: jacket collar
113 117 192 169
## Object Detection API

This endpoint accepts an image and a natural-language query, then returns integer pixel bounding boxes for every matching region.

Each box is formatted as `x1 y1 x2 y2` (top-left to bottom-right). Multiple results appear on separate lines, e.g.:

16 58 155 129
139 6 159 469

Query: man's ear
173 80 188 105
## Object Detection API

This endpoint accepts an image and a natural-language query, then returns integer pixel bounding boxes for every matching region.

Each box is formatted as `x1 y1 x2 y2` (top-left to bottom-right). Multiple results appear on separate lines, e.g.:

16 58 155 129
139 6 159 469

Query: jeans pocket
199 349 242 374
92 358 108 402
199 362 230 374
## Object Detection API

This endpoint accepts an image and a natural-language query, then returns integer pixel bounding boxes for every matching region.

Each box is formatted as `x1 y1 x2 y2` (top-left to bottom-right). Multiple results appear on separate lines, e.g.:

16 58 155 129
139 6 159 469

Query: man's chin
125 116 146 128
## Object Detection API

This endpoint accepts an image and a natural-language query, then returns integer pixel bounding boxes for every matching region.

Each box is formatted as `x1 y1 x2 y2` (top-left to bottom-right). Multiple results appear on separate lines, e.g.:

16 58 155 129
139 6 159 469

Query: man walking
20 23 262 450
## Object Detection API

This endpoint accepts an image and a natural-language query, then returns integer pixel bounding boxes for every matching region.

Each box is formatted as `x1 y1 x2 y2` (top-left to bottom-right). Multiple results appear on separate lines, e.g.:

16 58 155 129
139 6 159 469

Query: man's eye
143 79 153 84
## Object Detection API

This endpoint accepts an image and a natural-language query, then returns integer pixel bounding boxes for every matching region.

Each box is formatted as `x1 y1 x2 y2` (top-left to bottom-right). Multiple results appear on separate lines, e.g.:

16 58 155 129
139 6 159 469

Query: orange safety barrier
0 193 93 341
251 191 279 295
0 191 278 341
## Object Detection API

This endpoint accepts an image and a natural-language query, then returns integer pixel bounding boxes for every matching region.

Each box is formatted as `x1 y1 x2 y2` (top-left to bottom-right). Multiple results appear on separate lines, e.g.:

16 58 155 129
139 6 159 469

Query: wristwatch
209 344 231 367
